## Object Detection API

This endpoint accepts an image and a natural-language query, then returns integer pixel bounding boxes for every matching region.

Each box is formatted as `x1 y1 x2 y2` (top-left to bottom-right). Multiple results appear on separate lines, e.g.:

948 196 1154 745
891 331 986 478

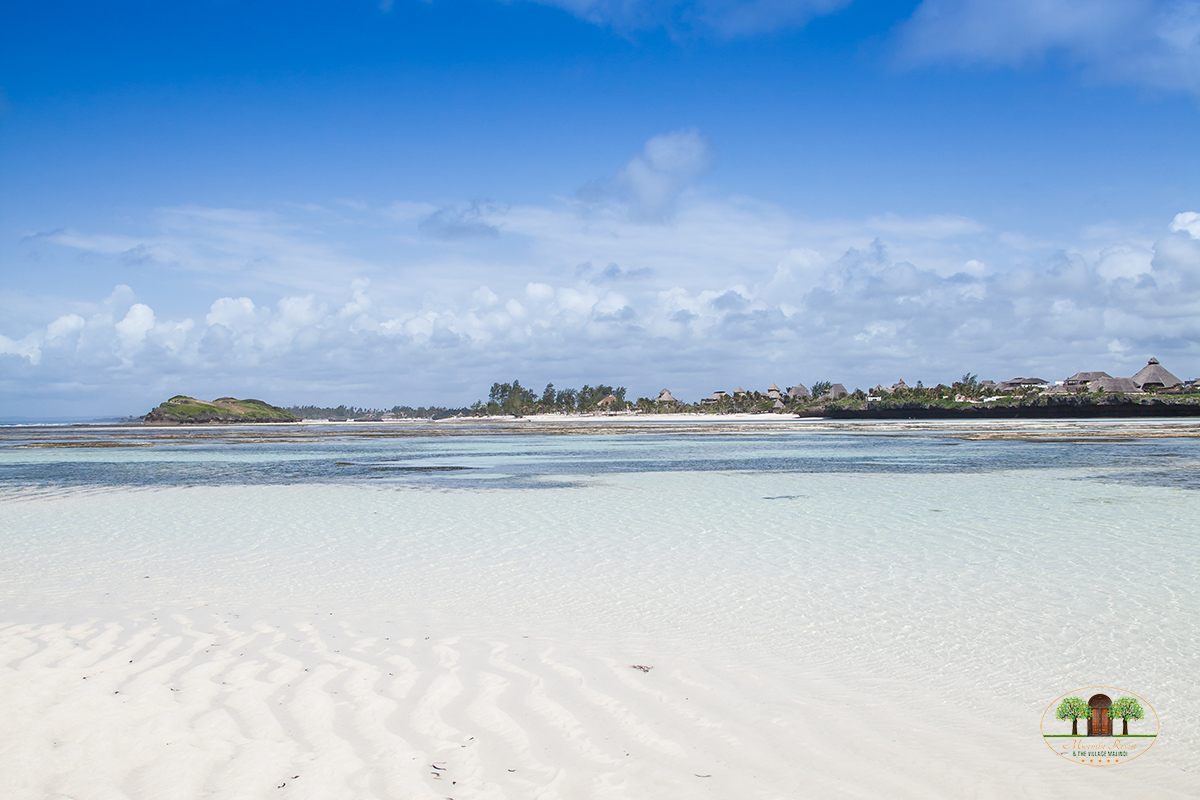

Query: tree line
472 381 630 416
285 404 472 420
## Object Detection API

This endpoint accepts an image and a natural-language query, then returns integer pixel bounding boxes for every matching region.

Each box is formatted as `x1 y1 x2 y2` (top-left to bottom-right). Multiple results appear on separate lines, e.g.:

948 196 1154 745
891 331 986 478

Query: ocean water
2 418 1198 776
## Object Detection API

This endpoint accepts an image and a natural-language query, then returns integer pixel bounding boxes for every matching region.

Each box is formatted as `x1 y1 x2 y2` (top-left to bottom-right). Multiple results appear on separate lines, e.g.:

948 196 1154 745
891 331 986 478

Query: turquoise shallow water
3 419 1200 491
1 419 1198 771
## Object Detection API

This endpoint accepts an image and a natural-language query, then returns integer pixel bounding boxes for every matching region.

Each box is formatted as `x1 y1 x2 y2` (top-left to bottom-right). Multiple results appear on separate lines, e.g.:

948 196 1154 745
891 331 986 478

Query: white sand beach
1 420 1197 798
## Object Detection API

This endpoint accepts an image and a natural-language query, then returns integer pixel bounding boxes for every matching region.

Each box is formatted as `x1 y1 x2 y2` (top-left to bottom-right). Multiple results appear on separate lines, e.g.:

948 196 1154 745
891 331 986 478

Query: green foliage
1055 697 1089 722
471 380 631 414
810 380 832 397
1111 697 1144 722
287 403 470 420
149 397 298 423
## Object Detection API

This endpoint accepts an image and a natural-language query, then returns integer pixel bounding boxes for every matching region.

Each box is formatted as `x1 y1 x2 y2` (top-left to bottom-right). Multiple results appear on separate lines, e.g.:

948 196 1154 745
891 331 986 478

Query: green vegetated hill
143 396 298 424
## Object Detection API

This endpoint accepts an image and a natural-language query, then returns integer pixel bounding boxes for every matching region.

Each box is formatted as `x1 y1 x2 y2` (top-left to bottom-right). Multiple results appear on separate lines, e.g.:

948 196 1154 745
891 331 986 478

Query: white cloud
526 0 850 36
0 332 40 365
45 314 85 341
115 303 156 353
7 126 1200 412
206 297 257 330
14 201 1200 407
1170 211 1200 237
899 0 1200 93
600 128 714 221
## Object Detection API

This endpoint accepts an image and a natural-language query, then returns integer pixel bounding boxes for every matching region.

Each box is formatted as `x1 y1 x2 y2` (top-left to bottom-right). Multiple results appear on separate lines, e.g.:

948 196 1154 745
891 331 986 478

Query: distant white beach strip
1 421 1197 798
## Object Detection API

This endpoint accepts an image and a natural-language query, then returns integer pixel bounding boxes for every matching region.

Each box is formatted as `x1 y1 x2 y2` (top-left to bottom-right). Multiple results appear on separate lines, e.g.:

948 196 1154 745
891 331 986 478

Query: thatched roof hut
734 386 747 397
701 390 728 405
655 388 676 404
788 383 810 399
597 394 619 408
772 399 785 411
827 383 848 399
1132 358 1182 390
1088 377 1142 394
1066 371 1109 386
891 379 909 392
766 382 782 399
999 377 1048 391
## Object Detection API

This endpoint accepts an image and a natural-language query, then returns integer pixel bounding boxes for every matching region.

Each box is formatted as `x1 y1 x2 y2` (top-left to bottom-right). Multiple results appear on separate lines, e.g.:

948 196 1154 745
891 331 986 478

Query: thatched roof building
597 394 619 408
998 377 1048 391
826 383 848 399
1088 377 1141 394
891 379 909 392
733 386 747 397
1066 371 1109 387
701 390 728 405
767 383 782 400
655 388 676 404
788 383 810 399
1132 358 1181 390
772 399 785 411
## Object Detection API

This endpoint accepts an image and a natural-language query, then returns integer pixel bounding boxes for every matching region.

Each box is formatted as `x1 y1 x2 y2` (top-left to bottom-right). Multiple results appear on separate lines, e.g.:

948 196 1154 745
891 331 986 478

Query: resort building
1132 358 1182 390
1065 371 1110 387
788 384 810 400
1088 377 1142 393
655 389 677 405
998 377 1048 391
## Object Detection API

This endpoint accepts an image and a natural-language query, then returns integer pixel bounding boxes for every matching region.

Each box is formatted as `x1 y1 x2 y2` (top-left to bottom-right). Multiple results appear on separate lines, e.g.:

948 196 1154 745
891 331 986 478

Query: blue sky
1 0 1198 416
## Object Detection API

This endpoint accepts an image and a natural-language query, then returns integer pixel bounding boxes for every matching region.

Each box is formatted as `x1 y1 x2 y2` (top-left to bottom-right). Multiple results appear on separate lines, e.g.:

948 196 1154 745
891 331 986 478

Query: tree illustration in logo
1111 697 1144 735
1055 696 1089 735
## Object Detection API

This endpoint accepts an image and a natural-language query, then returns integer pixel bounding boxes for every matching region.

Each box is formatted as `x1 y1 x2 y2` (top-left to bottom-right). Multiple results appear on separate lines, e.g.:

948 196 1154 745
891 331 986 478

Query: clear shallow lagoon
3 418 1200 491
2 418 1198 787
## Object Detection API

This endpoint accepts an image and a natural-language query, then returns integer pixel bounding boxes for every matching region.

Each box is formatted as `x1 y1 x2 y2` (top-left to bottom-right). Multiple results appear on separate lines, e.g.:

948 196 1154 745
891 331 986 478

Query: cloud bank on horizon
1 0 1197 416
3 131 1197 414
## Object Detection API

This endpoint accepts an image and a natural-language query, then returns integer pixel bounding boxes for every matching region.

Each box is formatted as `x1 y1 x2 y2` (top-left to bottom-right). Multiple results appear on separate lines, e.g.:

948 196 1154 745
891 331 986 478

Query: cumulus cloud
898 0 1200 93
527 0 850 36
0 332 40 365
7 199 1199 413
6 128 1199 412
45 314 85 341
206 297 258 331
1171 210 1200 237
587 128 714 221
115 303 156 353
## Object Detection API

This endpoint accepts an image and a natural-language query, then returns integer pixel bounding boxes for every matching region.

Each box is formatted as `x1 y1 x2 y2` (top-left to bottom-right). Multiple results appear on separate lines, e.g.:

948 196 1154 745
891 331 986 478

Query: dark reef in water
820 396 1200 419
